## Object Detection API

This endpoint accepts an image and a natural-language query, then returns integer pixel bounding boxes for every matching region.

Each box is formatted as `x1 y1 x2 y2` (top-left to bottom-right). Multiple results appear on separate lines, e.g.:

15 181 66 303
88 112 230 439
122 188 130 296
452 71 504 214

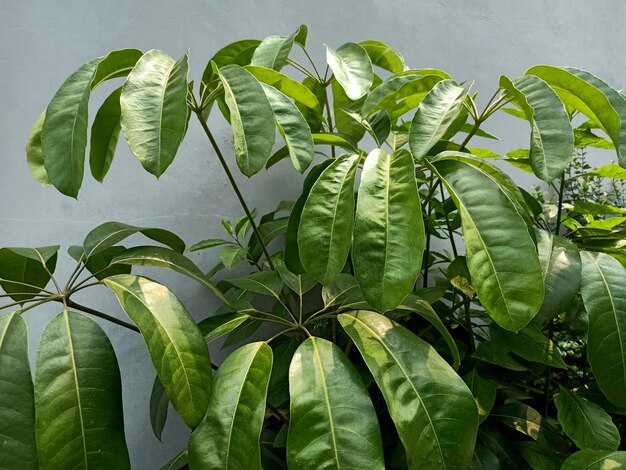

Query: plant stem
464 297 475 353
543 320 554 415
65 299 140 332
440 183 458 257
286 59 317 80
0 278 54 295
299 46 322 80
554 173 566 236
193 109 276 271
322 85 336 157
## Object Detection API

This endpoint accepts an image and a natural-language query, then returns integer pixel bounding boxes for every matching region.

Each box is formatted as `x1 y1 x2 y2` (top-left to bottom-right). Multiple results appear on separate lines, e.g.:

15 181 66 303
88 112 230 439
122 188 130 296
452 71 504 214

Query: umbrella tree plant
2 24 626 469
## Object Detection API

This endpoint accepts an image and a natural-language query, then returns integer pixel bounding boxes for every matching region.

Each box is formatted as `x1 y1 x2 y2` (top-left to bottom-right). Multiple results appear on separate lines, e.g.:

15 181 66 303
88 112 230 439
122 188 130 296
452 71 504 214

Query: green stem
322 85 336 157
286 59 317 80
0 278 55 295
440 183 458 257
65 299 140 332
554 173 566 236
193 108 276 271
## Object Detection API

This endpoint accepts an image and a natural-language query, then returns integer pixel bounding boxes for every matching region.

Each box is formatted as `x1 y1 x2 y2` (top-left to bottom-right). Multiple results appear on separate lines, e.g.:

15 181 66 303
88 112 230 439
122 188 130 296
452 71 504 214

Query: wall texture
1 1 624 467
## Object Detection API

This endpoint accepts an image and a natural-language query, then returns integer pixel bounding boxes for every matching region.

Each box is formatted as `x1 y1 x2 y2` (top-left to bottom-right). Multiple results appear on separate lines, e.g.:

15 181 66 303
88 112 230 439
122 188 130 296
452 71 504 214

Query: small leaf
89 86 122 182
35 310 130 468
187 238 230 252
362 73 443 117
121 50 189 177
298 154 360 283
188 342 272 470
219 64 276 177
287 337 385 470
103 275 212 428
227 271 283 300
326 43 373 100
150 376 169 442
561 450 626 469
219 245 248 269
555 386 620 451
463 369 496 424
0 313 37 469
197 313 250 342
409 80 468 161
251 30 298 70
491 324 567 369
491 402 543 440
201 39 261 92
339 310 478 469
359 40 405 73
26 111 50 186
0 246 58 302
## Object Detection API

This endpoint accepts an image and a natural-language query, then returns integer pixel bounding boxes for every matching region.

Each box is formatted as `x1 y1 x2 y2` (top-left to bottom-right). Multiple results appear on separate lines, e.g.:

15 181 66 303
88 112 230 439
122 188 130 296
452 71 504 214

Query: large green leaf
531 229 582 325
198 313 250 343
219 64 276 177
227 271 283 300
499 75 574 181
580 251 626 407
82 221 185 257
120 50 189 177
491 324 567 369
89 86 122 182
285 159 334 273
298 154 360 283
245 65 320 111
91 48 143 88
251 29 299 70
68 245 131 281
362 73 443 117
0 246 59 302
41 57 101 197
463 369 495 424
188 342 272 470
287 336 384 470
103 274 212 427
353 149 424 312
261 83 314 172
555 386 620 451
110 245 226 303
561 450 626 469
201 39 261 91
432 155 544 331
267 336 299 408
326 43 373 100
0 313 37 469
359 40 405 73
35 310 129 469
339 310 478 469
526 65 626 167
409 80 468 161
331 80 366 140
26 111 50 186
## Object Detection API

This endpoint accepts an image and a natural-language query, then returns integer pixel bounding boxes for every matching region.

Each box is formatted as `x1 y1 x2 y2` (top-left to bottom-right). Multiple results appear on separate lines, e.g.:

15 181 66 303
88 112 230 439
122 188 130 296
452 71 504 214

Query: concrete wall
1 1 624 467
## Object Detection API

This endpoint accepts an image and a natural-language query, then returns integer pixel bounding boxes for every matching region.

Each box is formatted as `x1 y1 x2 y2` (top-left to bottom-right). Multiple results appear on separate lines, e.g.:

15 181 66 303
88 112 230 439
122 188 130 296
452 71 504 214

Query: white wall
1 1 624 467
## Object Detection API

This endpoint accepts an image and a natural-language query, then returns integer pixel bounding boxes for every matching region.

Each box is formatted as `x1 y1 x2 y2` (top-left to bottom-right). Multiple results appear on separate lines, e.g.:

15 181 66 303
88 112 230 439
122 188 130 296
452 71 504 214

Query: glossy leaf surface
120 50 189 177
103 274 212 428
35 310 129 469
339 310 478 469
326 43 373 100
433 155 544 331
287 337 385 470
561 450 626 469
0 246 58 302
298 154 360 283
580 251 626 407
188 342 272 470
353 149 424 312
0 313 37 469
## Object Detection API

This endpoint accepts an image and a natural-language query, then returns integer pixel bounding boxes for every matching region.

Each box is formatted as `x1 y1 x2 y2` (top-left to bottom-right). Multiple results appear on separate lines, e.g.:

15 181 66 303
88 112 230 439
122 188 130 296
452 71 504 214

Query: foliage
3 25 626 469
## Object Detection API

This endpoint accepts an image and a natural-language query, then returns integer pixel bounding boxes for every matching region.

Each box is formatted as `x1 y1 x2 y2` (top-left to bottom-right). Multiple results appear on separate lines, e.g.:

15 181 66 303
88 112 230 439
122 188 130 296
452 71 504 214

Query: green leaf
287 337 385 470
587 163 626 180
0 246 58 302
201 39 261 91
219 64 276 177
91 48 143 88
267 336 299 408
359 40 405 73
432 155 544 331
103 274 212 427
321 273 369 310
68 245 130 280
188 342 272 470
531 230 582 325
362 73 443 117
219 245 248 269
311 134 357 152
41 57 101 197
82 221 185 257
245 65 320 110
188 238 230 252
89 86 122 182
161 450 188 470
409 80 468 161
120 50 189 177
478 428 523 469
526 66 626 167
198 313 250 342
261 83 314 172
227 271 283 300
326 43 373 100
150 376 169 442
499 75 574 182
298 154 360 283
0 313 37 469
353 149 424 312
26 111 50 186
580 251 626 407
396 294 461 370
491 324 567 369
491 402 543 439
331 80 367 141
339 310 478 469
285 159 334 273
251 30 297 70
35 310 129 469
463 369 496 424
561 450 626 469
574 200 626 216
555 386 620 451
